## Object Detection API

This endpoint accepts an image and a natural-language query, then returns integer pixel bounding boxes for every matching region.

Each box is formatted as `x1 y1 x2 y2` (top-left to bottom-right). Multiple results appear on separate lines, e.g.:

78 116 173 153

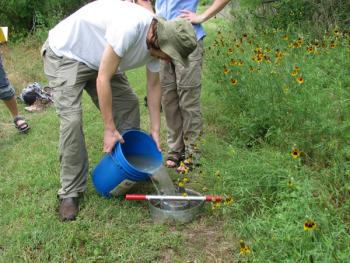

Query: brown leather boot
58 197 79 221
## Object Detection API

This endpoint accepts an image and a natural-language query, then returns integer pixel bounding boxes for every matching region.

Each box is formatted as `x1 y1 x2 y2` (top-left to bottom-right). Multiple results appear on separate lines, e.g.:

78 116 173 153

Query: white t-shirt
48 0 159 72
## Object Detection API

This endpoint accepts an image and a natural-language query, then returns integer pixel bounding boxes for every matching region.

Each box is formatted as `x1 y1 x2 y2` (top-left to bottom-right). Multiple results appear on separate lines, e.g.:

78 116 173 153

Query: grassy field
1 13 350 263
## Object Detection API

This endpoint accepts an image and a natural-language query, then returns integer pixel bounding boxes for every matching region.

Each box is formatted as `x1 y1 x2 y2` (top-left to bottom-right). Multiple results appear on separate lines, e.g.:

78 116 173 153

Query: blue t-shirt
155 0 205 41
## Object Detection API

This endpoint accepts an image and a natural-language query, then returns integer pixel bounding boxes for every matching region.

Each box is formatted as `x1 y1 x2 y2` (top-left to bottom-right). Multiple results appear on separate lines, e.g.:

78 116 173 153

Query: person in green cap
156 0 231 172
41 0 196 222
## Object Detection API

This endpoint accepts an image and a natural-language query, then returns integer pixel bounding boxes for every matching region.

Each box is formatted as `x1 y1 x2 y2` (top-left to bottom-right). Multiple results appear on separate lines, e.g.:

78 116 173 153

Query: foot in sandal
165 153 184 168
13 116 30 133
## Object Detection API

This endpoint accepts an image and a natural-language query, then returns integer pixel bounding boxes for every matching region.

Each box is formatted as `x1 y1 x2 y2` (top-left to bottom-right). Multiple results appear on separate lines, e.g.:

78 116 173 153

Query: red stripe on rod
125 194 147 200
205 195 222 202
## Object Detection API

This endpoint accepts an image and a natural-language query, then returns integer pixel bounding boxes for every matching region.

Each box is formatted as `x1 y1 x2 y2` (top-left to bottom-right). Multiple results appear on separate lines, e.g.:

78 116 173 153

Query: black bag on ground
19 82 53 105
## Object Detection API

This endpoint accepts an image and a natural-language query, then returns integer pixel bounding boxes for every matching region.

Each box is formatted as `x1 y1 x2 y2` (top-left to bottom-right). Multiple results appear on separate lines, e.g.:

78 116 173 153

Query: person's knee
60 111 83 130
126 97 140 123
122 93 139 112
115 98 140 132
161 86 178 105
0 84 15 101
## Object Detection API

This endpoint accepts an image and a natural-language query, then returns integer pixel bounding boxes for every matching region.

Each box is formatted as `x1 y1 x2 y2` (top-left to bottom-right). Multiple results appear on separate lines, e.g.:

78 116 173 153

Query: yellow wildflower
291 148 301 158
290 70 298 77
297 37 304 45
230 78 238 86
304 220 317 231
255 56 263 63
307 46 315 53
224 196 234 205
223 67 230 74
178 161 189 174
296 76 304 84
239 240 251 255
293 42 300 48
178 181 185 188
230 59 237 66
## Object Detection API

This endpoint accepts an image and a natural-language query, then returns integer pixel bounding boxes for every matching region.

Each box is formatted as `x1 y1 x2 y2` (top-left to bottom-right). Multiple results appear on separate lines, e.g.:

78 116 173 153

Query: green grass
1 15 350 262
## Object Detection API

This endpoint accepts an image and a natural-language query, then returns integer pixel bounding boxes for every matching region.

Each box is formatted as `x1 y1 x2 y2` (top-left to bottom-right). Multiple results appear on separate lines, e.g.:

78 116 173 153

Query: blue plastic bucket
92 130 162 197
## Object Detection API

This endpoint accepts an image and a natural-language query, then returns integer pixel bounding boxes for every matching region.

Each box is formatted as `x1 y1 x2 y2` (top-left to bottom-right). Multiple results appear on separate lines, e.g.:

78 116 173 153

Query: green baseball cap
155 16 197 66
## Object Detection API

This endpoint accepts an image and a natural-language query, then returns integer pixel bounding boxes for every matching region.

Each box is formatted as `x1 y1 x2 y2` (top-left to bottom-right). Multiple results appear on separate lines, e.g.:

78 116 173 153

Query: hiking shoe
58 197 79 221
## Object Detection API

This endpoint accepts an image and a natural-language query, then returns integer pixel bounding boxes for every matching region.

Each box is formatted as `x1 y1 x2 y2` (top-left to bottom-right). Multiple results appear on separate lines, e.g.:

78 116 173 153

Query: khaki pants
41 41 140 198
160 40 204 161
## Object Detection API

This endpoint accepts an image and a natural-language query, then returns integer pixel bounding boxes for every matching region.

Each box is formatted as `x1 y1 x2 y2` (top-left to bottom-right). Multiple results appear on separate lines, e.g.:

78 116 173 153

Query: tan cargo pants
41 41 140 198
160 40 204 163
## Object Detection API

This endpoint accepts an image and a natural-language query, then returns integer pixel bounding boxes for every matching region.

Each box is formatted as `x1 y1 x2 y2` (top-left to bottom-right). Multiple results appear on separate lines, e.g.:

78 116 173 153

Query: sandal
165 153 184 168
13 116 30 133
165 155 180 168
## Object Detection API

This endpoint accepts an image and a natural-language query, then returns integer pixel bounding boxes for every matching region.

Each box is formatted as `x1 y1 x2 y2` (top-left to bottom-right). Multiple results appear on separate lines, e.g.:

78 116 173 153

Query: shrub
238 0 350 37
0 0 92 41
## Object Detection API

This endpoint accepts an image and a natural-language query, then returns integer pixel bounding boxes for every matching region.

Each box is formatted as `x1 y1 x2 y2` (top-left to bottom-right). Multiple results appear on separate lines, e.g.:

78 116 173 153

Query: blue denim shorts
0 55 15 100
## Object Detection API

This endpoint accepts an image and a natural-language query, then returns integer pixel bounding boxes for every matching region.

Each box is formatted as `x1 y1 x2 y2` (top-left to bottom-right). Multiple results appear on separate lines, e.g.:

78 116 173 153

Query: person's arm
179 0 230 24
97 44 125 153
146 68 161 151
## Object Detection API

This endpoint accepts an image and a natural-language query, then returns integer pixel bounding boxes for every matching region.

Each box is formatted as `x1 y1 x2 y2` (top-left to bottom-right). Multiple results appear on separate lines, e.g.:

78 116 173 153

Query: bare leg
3 96 29 132
3 95 19 118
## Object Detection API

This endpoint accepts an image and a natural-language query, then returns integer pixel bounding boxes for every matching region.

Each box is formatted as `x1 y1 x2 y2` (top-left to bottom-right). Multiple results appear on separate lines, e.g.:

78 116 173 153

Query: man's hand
103 129 124 153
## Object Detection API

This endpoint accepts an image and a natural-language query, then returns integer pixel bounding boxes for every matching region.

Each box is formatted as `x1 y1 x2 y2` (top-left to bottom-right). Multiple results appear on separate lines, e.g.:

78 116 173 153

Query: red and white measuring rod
125 194 222 202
